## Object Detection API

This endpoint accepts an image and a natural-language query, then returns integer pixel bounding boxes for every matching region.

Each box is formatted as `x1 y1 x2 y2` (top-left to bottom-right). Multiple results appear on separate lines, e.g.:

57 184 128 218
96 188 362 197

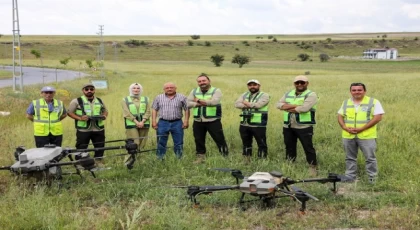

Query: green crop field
0 34 419 229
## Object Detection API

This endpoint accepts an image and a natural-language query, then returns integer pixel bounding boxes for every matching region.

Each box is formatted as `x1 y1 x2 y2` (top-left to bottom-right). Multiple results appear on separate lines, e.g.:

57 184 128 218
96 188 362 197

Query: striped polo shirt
152 93 188 120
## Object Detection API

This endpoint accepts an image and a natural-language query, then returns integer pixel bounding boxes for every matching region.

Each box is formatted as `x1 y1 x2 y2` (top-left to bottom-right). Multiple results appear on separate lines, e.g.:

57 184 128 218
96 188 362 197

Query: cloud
0 0 418 35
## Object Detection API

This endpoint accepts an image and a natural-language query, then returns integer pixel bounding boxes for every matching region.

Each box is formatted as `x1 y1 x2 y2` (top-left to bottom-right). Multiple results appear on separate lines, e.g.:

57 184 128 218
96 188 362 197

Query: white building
363 48 398 59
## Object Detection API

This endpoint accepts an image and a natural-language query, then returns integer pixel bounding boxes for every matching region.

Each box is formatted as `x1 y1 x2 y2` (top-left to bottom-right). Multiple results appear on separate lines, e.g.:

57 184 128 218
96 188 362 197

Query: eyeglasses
43 91 54 94
294 81 307 85
84 88 95 91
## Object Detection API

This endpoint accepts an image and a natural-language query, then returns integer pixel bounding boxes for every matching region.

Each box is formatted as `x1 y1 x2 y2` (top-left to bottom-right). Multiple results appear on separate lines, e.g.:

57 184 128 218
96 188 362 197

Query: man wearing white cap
277 75 318 175
235 79 270 162
26 86 67 147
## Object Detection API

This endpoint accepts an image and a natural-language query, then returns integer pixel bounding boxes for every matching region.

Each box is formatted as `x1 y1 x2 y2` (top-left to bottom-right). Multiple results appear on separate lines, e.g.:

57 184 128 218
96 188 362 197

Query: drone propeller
212 168 237 172
291 186 319 201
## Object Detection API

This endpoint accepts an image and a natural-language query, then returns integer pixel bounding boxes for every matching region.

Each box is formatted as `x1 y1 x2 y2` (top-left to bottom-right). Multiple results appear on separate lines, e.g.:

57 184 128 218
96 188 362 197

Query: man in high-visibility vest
187 73 229 164
277 75 318 175
235 79 270 162
67 83 108 164
26 86 67 147
337 83 384 184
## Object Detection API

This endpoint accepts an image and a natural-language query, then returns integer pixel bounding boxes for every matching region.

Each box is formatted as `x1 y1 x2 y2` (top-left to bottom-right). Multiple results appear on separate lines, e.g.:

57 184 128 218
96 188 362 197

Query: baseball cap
82 83 95 89
41 86 56 92
294 75 309 82
247 79 260 85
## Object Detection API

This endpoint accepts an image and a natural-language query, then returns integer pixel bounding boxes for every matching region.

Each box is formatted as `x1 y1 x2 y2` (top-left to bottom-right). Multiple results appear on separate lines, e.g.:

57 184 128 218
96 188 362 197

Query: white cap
247 79 260 85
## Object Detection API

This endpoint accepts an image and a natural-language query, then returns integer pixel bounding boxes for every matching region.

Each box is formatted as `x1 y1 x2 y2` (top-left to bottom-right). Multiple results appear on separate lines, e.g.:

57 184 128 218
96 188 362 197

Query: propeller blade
291 186 319 201
90 167 112 172
212 168 236 172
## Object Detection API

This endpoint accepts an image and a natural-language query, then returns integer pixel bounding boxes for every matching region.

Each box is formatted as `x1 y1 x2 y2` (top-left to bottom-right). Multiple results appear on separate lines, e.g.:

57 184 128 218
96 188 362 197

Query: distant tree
319 53 330 62
187 40 194 46
382 34 387 38
204 41 212 47
59 57 72 68
326 38 332 43
124 39 146 47
272 38 278 42
210 54 225 67
85 59 94 68
414 37 418 41
297 53 310 61
268 35 274 39
191 35 200 40
231 54 250 68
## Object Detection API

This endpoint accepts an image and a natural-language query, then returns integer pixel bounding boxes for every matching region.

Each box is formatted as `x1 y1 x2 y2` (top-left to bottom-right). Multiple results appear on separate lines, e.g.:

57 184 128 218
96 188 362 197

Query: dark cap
82 83 95 89
41 86 56 92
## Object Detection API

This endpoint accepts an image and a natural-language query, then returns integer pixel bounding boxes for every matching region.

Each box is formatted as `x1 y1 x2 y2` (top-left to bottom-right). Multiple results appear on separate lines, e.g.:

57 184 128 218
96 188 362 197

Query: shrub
414 37 418 41
190 35 200 40
235 48 240 51
319 53 330 62
272 38 277 42
187 40 194 46
268 35 274 39
297 53 310 61
242 41 250 46
210 54 225 67
124 39 146 46
204 41 211 47
231 54 250 68
59 57 72 67
85 59 94 68
326 38 332 43
30 50 41 59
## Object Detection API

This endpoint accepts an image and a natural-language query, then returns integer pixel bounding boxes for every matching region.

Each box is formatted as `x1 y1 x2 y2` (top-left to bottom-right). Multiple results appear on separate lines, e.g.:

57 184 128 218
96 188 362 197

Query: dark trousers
193 119 228 156
34 134 63 148
239 125 267 158
76 130 105 158
283 127 317 165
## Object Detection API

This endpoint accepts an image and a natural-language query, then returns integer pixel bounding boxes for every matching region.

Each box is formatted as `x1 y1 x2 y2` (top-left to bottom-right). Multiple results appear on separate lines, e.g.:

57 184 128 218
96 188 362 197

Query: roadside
0 66 89 88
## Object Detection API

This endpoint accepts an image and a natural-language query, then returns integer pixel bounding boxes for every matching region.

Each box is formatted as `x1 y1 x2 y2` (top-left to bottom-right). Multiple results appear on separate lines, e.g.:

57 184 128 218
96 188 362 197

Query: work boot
193 154 206 164
309 165 318 177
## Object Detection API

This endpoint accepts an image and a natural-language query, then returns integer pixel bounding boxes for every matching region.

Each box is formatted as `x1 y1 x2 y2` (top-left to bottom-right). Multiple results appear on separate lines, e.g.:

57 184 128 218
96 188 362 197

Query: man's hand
281 104 297 110
136 121 144 128
152 122 158 130
80 115 89 121
182 121 189 129
242 101 252 108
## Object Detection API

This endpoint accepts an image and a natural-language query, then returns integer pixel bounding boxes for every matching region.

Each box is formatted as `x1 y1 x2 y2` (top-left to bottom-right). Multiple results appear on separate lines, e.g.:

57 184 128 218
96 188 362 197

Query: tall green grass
0 59 419 229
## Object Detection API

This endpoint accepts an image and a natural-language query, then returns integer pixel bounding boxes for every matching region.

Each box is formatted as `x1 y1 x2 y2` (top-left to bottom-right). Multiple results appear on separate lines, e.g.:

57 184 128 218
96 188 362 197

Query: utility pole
112 41 118 74
12 0 23 91
97 25 105 78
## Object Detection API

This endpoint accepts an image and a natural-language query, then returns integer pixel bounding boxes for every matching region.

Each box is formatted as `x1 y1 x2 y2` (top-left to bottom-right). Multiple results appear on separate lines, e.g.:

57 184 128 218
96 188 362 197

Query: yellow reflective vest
32 99 64 136
124 96 150 129
240 91 269 126
283 90 316 125
193 87 222 119
341 96 378 139
75 96 104 129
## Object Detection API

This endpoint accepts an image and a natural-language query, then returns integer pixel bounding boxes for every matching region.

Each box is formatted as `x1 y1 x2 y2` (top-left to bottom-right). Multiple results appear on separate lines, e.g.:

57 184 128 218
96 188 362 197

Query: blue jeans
156 120 184 159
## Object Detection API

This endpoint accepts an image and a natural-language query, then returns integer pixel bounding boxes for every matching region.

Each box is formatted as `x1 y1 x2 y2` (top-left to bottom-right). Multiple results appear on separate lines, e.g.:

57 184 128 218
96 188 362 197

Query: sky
0 0 419 35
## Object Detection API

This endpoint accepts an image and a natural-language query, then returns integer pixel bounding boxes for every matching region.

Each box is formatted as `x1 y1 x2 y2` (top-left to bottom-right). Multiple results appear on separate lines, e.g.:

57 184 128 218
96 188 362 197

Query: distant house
363 48 398 59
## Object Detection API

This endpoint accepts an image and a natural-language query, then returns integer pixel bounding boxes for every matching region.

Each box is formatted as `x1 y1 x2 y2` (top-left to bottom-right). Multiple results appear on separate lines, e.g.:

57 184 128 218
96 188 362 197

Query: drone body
239 172 281 195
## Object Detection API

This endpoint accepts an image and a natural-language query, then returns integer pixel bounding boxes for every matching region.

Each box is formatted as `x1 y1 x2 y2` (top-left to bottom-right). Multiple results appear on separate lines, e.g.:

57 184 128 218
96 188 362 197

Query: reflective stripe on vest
124 96 150 129
283 90 316 125
33 99 64 136
75 96 104 129
240 91 268 126
192 87 222 119
342 96 377 139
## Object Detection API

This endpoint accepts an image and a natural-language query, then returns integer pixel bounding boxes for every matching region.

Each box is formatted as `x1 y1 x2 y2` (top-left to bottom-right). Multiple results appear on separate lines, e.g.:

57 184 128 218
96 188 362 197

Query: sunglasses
294 81 307 85
84 88 95 91
43 91 54 94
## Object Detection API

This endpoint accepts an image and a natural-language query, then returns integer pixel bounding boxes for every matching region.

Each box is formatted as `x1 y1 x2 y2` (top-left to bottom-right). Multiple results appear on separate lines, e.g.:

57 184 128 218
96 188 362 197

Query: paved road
0 66 89 88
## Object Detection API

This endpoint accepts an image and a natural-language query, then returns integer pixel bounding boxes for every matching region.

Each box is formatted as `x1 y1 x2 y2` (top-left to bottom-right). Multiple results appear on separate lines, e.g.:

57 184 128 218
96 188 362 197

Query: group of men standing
26 74 384 183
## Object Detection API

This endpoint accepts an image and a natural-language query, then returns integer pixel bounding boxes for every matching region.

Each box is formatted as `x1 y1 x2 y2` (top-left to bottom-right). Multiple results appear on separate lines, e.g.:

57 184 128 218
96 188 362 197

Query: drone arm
0 165 11 170
187 185 239 204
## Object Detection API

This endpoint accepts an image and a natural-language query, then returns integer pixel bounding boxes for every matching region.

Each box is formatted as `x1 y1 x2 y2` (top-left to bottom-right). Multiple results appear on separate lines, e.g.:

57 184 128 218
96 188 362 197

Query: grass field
0 34 419 229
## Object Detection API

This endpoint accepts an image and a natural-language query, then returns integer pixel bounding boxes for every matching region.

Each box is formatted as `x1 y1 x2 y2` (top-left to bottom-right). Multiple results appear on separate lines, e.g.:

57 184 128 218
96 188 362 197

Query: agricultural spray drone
0 138 154 183
175 168 349 213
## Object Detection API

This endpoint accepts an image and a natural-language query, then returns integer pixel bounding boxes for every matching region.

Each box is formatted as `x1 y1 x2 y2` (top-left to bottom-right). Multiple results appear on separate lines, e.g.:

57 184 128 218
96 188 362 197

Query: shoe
341 175 356 183
309 165 318 177
193 154 206 164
